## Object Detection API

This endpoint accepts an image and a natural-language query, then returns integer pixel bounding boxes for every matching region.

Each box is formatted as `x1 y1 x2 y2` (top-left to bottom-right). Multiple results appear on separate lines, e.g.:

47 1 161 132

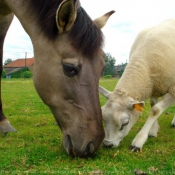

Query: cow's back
117 20 175 99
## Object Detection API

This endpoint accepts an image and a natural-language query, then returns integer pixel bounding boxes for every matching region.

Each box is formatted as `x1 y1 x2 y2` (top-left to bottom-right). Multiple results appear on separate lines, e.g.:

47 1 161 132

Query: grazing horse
0 0 114 157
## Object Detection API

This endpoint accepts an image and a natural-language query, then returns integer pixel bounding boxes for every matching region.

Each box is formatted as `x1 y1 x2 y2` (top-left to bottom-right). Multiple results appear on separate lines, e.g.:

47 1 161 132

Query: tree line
103 53 116 77
4 58 12 65
3 54 126 78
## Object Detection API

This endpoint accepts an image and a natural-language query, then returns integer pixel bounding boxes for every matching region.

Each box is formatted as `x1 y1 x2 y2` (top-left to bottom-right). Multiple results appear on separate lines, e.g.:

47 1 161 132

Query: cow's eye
120 121 129 131
63 64 81 77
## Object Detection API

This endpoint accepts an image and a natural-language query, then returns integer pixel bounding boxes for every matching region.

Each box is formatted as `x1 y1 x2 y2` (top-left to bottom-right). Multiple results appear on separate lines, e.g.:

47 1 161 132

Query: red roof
4 58 34 68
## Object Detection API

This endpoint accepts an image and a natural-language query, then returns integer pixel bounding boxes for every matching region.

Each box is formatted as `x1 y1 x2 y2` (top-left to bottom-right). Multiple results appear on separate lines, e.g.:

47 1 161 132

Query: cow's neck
115 58 152 101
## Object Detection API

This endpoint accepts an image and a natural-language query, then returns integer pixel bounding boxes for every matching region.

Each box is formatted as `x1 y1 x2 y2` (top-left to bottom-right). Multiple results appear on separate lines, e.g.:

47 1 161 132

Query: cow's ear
93 10 115 29
129 100 145 112
56 0 77 33
98 86 112 99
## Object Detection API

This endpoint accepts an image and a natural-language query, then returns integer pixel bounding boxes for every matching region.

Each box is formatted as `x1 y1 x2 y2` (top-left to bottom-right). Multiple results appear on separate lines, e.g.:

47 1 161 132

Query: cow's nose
103 143 113 148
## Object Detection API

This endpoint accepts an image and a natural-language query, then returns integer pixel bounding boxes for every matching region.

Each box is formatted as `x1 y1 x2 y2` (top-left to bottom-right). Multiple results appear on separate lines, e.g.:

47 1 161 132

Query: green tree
23 71 33 78
2 69 6 78
119 63 127 77
4 58 12 65
103 53 116 76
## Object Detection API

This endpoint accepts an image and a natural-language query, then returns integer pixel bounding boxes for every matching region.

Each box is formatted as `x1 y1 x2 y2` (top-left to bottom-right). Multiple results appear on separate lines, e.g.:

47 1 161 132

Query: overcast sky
3 0 175 65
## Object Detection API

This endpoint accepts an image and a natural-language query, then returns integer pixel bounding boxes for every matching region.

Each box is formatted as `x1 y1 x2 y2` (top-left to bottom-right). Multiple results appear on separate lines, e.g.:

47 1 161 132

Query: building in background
114 63 127 77
3 58 34 78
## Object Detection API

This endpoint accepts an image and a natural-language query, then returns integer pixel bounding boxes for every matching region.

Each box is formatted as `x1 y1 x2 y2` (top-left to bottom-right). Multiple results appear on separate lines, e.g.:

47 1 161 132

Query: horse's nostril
67 135 76 156
66 136 95 157
87 142 94 154
84 142 94 157
67 135 73 148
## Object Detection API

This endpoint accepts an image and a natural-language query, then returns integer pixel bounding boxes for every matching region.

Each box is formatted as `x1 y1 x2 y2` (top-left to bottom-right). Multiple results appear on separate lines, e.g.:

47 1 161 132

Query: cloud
3 0 175 65
3 17 33 62
81 0 175 64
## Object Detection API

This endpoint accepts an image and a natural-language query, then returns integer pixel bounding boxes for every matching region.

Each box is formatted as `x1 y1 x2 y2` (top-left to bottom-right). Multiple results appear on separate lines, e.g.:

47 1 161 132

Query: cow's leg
149 97 160 137
130 93 175 152
148 119 160 137
171 116 175 127
0 13 16 134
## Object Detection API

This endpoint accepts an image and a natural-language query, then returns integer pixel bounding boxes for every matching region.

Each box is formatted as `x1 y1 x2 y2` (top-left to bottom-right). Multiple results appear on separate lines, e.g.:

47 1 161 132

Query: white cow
99 19 175 151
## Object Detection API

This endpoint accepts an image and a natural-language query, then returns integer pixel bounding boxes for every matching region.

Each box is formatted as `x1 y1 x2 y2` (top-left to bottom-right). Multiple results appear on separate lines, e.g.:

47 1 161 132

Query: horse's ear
56 0 77 33
93 10 115 29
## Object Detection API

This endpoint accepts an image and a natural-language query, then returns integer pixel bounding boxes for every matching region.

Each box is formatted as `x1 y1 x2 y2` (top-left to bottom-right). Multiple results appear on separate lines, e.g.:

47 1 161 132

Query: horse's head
29 0 114 157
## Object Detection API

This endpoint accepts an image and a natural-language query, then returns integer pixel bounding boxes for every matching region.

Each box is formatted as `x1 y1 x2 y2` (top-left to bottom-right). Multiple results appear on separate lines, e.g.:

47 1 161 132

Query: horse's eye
63 64 80 77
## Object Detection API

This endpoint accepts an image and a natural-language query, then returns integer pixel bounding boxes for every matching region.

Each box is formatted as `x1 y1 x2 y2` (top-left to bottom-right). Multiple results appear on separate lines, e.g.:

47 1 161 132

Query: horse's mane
27 0 104 57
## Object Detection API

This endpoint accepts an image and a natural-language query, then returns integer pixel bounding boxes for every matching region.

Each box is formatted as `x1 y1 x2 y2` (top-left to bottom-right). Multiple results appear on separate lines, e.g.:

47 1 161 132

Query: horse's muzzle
64 135 96 158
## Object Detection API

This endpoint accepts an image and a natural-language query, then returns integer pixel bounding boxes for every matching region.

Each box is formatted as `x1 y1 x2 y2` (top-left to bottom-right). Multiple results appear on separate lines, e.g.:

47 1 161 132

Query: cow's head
99 86 144 147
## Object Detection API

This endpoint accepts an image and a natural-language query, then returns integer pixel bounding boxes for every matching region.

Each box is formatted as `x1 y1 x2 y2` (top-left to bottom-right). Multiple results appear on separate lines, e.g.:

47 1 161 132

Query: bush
2 69 6 78
23 71 33 78
103 75 112 79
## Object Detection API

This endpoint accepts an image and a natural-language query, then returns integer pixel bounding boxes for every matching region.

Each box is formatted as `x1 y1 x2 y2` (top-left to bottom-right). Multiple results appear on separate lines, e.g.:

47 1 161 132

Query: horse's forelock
27 0 104 57
70 7 104 57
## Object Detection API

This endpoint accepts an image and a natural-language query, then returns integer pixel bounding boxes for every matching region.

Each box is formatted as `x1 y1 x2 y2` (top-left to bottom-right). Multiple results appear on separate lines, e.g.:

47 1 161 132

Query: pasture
1 78 175 174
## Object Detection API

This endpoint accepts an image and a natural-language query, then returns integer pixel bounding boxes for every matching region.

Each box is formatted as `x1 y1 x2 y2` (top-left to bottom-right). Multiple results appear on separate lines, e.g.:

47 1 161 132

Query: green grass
1 78 175 174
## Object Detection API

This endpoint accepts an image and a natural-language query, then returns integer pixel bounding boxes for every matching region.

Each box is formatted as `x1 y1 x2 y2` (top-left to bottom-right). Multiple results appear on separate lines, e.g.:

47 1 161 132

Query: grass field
1 78 175 174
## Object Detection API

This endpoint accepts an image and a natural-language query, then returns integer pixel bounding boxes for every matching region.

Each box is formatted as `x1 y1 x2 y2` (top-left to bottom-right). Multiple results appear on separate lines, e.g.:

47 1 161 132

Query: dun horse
0 0 114 157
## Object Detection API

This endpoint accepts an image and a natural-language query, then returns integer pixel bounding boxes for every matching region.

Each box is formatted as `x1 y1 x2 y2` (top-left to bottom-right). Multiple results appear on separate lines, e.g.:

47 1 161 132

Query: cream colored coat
99 19 175 151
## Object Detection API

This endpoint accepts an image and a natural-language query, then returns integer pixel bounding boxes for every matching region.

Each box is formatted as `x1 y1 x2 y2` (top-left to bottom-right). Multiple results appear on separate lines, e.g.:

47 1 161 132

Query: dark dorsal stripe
27 0 104 57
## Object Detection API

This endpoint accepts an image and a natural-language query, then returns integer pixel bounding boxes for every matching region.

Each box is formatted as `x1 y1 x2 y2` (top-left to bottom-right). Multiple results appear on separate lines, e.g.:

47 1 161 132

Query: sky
3 0 175 65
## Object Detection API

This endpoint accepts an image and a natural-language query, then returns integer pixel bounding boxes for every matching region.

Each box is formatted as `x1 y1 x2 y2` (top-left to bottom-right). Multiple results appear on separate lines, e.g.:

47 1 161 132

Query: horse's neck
4 0 39 39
